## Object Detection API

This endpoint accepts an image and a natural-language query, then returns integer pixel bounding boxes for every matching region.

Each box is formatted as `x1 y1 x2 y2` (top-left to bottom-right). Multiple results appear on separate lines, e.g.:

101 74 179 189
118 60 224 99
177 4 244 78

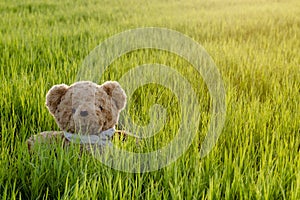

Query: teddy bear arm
27 131 68 151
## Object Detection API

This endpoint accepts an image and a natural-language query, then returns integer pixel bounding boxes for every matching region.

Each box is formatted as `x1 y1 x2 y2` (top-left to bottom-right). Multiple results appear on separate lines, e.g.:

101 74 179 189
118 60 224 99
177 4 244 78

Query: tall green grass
1 0 299 199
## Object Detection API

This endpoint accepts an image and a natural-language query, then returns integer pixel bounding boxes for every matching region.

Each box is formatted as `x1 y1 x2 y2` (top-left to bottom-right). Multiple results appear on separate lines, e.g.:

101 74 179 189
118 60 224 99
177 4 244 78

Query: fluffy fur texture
27 81 127 151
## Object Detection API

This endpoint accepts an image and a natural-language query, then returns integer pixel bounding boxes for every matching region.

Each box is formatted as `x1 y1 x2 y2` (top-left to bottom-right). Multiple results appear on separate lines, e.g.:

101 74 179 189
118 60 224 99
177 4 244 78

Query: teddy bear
27 80 127 154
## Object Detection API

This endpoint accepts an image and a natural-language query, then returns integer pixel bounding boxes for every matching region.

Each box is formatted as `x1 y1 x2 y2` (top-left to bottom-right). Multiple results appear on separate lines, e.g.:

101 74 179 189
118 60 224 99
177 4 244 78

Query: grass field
1 0 300 199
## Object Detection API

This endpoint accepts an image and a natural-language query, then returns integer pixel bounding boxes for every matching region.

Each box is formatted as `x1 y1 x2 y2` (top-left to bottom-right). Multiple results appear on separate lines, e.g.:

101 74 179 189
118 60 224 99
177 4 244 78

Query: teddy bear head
45 81 126 135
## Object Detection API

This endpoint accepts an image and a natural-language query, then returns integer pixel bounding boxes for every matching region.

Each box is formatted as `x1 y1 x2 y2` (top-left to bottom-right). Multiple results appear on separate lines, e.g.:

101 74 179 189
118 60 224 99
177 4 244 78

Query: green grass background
0 0 299 199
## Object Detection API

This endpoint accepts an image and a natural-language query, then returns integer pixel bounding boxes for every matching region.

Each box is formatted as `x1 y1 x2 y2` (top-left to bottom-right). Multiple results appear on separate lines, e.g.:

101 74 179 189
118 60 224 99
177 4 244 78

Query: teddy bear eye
99 105 103 111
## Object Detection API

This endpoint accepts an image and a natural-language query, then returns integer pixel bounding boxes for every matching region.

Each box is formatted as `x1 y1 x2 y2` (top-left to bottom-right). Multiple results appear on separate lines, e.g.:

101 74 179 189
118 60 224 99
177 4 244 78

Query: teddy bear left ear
102 81 127 110
46 84 69 115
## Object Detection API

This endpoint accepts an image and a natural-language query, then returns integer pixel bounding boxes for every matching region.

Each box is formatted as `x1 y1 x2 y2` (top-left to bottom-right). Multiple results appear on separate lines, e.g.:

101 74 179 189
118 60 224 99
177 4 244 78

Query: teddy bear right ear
102 81 127 111
46 84 69 115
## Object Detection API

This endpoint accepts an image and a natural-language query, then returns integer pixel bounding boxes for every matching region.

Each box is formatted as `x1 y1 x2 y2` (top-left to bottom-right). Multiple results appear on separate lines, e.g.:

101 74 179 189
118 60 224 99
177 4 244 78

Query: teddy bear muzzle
72 104 103 134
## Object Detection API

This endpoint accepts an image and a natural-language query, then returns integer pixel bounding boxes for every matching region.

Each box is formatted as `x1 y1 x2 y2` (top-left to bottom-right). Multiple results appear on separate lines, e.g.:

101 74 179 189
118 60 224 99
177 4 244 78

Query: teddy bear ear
46 84 69 115
102 81 127 110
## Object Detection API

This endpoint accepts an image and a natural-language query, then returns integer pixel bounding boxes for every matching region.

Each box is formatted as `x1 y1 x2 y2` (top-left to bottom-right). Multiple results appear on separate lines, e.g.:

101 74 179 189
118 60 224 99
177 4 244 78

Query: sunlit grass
0 0 299 199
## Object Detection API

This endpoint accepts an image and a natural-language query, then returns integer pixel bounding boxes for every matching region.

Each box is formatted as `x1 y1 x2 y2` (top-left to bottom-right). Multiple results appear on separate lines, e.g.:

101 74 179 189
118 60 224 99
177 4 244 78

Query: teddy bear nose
80 110 89 117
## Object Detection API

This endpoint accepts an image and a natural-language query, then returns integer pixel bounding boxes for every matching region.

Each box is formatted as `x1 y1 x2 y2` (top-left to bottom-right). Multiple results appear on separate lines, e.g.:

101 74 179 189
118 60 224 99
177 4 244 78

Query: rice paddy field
0 0 300 199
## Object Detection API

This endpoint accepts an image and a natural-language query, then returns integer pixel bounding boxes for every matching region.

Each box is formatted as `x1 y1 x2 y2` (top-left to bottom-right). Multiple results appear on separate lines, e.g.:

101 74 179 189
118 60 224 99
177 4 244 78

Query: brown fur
27 81 127 150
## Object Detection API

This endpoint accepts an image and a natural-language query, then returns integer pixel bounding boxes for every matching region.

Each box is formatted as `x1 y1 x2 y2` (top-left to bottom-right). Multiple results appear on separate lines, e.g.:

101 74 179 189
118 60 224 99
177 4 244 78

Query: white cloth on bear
64 127 115 147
